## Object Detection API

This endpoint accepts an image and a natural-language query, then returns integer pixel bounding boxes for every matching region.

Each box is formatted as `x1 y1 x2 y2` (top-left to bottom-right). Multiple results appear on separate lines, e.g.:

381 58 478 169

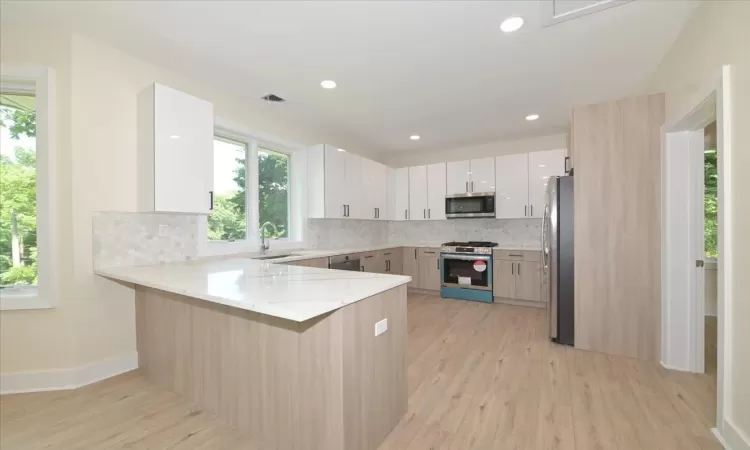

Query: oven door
440 253 492 291
445 193 495 218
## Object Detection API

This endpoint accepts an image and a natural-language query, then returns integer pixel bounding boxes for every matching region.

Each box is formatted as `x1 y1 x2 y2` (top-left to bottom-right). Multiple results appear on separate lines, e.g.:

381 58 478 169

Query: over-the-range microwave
445 192 496 218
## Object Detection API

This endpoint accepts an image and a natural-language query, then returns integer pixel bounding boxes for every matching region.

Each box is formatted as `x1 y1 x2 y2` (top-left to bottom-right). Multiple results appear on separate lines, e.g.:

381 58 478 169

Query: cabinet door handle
530 205 533 216
343 204 346 217
360 266 364 272
209 191 214 211
466 181 469 192
414 249 417 259
517 262 521 275
512 263 514 275
437 259 440 270
565 156 570 174
428 208 431 219
404 209 408 220
423 209 426 219
524 205 527 217
471 181 474 192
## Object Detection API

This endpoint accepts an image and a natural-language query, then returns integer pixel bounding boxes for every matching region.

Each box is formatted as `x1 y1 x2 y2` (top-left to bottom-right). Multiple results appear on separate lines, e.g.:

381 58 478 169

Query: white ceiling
5 1 697 154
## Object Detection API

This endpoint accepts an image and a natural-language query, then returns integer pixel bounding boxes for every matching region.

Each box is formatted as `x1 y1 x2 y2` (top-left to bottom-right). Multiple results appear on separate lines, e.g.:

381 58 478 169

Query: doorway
661 66 732 436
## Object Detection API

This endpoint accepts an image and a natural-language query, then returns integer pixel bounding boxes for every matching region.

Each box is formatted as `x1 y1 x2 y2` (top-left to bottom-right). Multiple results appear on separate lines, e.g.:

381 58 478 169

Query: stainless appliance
439 241 497 303
329 253 360 271
543 176 574 345
445 193 496 218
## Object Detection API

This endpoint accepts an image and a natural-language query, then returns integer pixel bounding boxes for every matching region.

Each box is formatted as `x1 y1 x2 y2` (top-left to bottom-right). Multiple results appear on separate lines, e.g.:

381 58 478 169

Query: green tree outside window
705 148 718 258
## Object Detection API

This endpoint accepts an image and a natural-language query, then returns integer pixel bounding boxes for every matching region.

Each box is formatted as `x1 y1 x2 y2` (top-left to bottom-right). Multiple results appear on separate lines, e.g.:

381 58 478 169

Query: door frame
661 65 732 434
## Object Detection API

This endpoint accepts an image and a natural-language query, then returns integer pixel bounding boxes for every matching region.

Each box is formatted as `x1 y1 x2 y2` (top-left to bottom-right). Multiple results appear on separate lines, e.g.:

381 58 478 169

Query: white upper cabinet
446 158 495 194
528 149 566 218
494 149 566 219
408 165 428 221
427 163 446 220
446 160 471 195
388 167 410 221
469 157 496 193
495 153 529 219
308 145 364 219
138 83 214 214
362 158 388 220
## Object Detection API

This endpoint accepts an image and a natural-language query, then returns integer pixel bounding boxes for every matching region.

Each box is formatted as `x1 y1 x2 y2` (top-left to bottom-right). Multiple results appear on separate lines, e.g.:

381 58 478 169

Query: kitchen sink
253 253 299 260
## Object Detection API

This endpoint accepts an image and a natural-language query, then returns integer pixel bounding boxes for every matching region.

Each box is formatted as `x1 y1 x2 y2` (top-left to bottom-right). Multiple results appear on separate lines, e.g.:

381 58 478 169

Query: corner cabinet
307 145 363 219
494 149 566 219
137 83 214 214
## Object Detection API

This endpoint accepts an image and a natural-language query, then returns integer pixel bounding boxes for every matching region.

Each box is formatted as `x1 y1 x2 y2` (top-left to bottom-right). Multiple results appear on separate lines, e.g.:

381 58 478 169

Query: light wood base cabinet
417 248 441 291
284 257 329 269
383 248 403 275
402 247 419 288
492 251 541 304
136 285 408 450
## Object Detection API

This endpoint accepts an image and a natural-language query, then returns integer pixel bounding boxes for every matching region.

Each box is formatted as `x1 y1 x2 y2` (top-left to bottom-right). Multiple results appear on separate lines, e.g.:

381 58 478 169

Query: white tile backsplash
92 212 200 269
306 219 389 249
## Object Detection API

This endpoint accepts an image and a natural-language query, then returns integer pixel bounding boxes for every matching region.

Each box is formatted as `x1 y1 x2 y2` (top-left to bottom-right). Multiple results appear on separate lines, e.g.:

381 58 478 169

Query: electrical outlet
375 318 388 336
158 224 168 237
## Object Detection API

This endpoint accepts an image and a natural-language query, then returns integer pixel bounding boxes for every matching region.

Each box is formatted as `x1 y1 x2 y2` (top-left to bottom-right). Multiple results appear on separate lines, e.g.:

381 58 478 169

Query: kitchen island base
135 284 407 450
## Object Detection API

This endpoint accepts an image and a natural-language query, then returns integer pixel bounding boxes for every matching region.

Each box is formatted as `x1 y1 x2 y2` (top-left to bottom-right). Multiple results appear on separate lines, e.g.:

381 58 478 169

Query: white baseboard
660 360 694 373
0 352 138 394
724 418 750 450
714 428 729 449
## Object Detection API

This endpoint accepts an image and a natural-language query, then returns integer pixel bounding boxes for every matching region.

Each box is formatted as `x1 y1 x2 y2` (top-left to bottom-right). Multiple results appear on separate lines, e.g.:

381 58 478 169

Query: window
0 91 37 288
704 146 718 258
204 124 299 250
0 65 57 310
258 147 290 239
207 136 248 241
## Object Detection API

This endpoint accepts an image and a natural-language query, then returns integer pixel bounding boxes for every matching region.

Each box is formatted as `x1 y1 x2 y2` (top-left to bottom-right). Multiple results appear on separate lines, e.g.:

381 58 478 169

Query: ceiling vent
541 0 634 27
261 94 286 103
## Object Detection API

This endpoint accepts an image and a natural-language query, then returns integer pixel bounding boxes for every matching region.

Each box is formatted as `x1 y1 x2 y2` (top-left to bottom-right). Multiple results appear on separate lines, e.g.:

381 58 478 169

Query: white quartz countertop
95 243 540 323
96 257 411 323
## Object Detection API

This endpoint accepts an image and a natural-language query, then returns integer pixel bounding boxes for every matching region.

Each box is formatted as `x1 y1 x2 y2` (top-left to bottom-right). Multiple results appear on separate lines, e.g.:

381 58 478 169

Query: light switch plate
158 224 168 237
375 318 388 336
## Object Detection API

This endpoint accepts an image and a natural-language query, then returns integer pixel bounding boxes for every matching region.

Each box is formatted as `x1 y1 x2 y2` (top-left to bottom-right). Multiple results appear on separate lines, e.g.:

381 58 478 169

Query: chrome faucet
259 222 278 253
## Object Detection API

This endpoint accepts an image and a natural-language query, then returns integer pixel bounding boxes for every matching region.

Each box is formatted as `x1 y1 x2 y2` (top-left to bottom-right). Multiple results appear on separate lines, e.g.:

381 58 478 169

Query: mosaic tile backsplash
92 212 200 269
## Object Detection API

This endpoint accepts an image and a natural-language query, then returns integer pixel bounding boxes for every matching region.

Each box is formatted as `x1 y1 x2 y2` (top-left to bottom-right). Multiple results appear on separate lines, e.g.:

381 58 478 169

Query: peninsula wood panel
135 285 407 450
287 257 329 268
572 93 664 361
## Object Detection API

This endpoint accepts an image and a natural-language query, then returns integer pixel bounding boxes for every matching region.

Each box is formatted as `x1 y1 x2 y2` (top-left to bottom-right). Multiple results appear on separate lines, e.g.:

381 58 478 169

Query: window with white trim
207 130 295 245
0 65 57 310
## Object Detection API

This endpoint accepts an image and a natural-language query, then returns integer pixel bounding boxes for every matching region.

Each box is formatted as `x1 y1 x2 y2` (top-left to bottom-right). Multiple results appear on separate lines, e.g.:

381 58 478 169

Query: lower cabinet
402 247 419 288
417 248 441 291
361 251 383 273
492 251 542 303
383 248 403 275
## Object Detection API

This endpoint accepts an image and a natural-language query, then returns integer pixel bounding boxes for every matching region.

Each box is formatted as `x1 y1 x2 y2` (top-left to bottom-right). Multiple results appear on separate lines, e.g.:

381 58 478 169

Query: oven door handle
441 254 492 262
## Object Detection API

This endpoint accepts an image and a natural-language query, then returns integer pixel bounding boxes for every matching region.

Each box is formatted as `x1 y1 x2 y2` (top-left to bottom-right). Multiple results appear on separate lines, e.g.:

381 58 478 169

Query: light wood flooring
0 294 719 449
705 315 718 379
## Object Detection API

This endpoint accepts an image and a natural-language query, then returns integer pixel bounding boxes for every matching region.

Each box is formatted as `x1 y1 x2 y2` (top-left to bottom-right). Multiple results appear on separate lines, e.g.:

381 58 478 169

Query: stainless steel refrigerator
543 175 574 346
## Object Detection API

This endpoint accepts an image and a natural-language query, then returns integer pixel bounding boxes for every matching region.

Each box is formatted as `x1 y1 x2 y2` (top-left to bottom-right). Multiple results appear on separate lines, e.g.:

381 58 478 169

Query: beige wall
0 26 326 374
382 133 568 168
647 1 750 446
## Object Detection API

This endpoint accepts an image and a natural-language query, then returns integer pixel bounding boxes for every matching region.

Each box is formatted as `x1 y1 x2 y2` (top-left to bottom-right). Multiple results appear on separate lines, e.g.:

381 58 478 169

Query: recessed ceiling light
337 148 346 152
500 16 524 33
525 114 540 121
410 135 420 140
169 135 180 139
321 80 337 89
538 164 546 168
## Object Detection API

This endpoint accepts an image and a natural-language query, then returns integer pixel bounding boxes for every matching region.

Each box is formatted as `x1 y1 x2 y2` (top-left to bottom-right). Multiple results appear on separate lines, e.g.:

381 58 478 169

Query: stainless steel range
439 241 498 303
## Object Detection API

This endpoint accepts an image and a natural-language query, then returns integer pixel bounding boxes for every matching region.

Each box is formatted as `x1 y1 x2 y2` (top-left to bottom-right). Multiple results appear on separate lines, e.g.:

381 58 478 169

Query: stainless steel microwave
445 192 496 218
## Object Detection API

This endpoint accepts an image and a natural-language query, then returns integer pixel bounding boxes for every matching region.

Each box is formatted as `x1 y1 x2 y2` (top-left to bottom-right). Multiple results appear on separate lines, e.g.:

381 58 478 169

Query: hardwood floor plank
0 294 719 450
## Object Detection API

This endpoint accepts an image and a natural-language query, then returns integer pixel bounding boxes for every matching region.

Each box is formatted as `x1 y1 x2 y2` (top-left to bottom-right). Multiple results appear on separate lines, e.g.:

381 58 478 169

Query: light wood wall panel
136 285 407 450
572 93 664 361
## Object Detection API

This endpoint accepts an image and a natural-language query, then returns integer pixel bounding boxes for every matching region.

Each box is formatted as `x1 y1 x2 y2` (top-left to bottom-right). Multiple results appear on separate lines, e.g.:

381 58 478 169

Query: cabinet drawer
419 248 441 257
493 250 540 262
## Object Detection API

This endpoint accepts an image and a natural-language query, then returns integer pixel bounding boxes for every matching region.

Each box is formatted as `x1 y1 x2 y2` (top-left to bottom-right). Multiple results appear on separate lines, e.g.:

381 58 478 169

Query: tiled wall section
307 218 541 248
388 218 541 246
306 219 389 249
92 212 200 269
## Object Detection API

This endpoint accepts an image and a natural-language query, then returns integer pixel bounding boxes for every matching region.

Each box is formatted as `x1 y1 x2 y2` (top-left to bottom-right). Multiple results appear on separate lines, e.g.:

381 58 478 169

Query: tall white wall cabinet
307 145 365 219
495 149 565 218
388 167 410 221
361 158 389 220
137 83 214 214
408 163 446 220
446 158 496 195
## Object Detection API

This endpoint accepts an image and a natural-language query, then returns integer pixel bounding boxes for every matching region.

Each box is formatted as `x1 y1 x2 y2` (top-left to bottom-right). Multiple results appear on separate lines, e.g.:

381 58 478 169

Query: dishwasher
329 254 361 271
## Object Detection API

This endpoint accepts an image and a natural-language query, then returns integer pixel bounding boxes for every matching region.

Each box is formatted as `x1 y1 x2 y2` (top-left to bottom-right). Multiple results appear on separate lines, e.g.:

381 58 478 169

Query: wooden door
492 260 515 299
515 261 541 302
402 247 419 288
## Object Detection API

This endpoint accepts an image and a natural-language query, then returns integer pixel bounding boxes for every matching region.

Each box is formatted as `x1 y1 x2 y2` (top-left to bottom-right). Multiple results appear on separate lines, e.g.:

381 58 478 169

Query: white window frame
198 117 306 256
0 64 58 310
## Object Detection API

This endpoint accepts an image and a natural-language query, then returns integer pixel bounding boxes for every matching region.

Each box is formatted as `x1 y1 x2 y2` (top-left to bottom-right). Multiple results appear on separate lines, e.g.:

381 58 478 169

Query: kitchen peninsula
96 258 410 450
